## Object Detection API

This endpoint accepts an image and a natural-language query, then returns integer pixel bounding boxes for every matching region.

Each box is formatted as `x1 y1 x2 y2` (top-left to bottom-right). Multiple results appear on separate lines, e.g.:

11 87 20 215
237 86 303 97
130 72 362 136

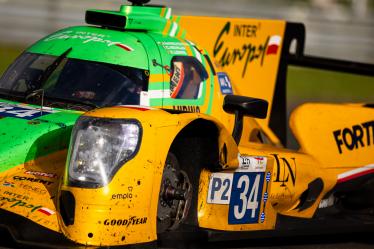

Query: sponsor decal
213 22 281 77
170 61 185 98
333 120 374 154
272 154 296 187
237 155 267 172
172 105 200 113
157 41 188 55
255 157 266 165
240 156 251 166
269 192 293 200
217 72 233 95
44 30 123 47
3 191 29 201
25 171 57 179
0 102 55 120
232 24 258 38
103 216 147 227
112 187 134 200
0 195 53 215
2 182 14 187
13 176 53 186
18 182 47 195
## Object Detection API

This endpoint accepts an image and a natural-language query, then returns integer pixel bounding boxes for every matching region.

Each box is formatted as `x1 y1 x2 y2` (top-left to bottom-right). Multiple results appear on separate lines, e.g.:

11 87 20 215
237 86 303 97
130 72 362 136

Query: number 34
229 173 264 224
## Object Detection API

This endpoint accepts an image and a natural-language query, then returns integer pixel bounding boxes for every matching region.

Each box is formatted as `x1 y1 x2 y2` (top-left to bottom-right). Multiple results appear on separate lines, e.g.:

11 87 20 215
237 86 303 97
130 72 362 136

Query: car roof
27 26 149 70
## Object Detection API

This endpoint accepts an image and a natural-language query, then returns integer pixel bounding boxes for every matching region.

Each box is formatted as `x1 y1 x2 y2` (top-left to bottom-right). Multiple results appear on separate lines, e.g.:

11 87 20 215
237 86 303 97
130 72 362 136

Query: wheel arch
162 118 221 229
170 118 220 171
157 117 239 229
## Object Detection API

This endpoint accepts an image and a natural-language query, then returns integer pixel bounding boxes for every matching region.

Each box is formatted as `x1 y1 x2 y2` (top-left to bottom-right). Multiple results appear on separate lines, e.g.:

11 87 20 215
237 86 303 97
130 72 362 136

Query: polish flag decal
115 43 134 52
38 207 55 216
266 35 282 55
337 164 374 183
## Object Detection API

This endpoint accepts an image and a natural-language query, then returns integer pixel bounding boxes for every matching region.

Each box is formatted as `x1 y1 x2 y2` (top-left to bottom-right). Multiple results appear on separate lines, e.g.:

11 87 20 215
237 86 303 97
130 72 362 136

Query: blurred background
1 0 373 67
0 0 373 147
1 0 374 68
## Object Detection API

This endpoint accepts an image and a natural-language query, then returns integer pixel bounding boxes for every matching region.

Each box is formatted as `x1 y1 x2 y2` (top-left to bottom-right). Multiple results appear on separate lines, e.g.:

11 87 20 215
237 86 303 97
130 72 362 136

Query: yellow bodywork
0 151 65 232
59 15 374 246
59 108 239 245
0 12 373 248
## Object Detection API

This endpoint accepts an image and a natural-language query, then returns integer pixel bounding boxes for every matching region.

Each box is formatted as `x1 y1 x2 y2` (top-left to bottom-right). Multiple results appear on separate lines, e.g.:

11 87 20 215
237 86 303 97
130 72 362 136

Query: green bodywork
0 99 80 172
0 4 210 173
28 26 149 70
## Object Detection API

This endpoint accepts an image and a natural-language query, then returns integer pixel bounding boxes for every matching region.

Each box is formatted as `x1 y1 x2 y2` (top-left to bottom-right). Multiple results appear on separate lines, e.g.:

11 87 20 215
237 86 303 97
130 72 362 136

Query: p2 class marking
207 173 233 205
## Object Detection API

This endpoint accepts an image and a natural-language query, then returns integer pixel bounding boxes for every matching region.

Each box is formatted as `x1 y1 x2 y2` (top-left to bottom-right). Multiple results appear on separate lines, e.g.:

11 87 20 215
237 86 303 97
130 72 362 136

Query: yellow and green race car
0 0 373 247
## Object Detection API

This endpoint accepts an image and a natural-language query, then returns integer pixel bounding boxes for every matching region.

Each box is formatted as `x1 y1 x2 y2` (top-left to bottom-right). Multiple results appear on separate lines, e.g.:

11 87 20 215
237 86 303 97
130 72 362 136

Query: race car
0 0 373 247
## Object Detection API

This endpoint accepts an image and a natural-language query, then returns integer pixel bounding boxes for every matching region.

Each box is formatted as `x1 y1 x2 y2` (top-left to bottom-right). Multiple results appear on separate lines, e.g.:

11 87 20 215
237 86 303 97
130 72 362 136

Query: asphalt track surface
0 233 373 249
159 233 374 249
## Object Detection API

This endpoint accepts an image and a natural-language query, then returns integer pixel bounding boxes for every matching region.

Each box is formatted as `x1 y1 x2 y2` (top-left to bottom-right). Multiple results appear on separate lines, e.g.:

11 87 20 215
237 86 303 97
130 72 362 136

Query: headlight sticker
68 118 142 188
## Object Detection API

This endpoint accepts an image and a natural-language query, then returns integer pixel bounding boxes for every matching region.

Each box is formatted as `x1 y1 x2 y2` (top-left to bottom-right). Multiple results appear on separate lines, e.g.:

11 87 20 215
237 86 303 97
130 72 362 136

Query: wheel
157 152 193 233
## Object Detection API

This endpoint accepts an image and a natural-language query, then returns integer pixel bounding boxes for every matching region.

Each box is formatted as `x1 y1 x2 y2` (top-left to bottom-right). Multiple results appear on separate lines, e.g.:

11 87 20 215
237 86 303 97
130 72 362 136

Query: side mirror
223 95 268 144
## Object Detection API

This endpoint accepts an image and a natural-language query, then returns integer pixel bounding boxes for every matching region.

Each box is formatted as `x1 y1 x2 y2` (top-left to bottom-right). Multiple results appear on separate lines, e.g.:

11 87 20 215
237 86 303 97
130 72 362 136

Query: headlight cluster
68 117 141 188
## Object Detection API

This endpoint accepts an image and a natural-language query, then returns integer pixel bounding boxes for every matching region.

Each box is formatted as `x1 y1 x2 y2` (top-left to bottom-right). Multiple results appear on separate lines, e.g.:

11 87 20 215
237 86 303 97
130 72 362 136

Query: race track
163 233 374 249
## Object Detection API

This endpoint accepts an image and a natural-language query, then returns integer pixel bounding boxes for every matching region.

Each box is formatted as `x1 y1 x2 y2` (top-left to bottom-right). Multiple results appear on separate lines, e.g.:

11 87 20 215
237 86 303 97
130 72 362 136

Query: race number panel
0 102 54 120
228 172 264 224
207 156 268 225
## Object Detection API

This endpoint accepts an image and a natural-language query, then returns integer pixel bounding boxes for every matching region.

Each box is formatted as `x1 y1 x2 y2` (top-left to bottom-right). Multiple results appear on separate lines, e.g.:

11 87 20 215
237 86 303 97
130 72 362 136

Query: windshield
0 52 149 109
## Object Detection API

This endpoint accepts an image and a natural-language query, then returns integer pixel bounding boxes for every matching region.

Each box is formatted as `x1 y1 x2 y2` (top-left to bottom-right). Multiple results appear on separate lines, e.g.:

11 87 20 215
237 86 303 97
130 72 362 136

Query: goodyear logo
103 216 147 227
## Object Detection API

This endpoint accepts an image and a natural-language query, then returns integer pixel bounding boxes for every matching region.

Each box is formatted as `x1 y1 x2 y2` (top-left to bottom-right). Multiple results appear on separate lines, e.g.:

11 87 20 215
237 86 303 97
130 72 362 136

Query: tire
157 152 193 233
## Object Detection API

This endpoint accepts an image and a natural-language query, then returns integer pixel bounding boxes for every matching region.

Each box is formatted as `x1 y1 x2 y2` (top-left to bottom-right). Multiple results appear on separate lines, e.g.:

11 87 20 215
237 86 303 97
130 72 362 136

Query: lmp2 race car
0 0 373 248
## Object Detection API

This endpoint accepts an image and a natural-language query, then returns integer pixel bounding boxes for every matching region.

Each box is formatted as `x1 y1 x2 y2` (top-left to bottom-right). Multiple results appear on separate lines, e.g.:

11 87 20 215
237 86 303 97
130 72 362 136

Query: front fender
58 106 238 246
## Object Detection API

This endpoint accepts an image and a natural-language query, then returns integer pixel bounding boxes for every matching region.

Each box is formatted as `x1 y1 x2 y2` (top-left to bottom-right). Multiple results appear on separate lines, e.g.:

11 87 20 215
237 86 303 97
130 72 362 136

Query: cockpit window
169 56 208 99
0 52 149 109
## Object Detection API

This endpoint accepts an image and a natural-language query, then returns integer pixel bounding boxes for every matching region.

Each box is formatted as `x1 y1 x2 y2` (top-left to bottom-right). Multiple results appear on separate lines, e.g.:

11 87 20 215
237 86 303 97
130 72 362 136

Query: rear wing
178 16 286 131
177 16 374 146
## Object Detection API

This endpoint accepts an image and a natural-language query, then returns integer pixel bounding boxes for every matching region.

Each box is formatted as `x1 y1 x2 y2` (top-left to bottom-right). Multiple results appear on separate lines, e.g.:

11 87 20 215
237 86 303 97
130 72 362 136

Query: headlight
68 117 142 188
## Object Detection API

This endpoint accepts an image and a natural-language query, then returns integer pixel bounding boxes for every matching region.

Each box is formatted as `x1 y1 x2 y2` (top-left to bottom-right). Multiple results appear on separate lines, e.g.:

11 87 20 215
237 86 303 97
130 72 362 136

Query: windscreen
0 52 149 109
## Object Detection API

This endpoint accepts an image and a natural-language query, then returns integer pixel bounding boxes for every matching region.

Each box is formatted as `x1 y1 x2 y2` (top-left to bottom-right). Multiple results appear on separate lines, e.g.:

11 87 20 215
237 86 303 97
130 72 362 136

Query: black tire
157 134 217 248
157 152 193 233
